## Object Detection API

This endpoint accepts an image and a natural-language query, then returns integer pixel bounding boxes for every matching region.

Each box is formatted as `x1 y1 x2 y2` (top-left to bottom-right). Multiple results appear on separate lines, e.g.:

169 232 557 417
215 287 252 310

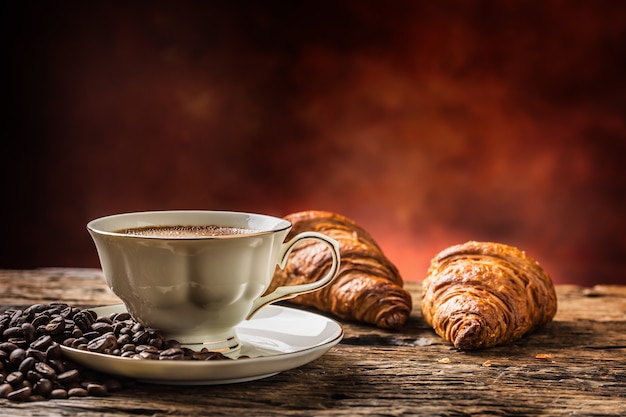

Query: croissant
421 241 557 349
268 210 412 329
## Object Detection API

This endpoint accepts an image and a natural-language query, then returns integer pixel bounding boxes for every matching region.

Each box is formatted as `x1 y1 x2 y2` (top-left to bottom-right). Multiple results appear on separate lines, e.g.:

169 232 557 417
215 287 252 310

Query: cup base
174 335 241 355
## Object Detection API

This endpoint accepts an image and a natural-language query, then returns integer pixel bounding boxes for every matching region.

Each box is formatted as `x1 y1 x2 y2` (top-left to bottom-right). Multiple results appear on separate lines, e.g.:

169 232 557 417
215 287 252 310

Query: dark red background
4 1 626 286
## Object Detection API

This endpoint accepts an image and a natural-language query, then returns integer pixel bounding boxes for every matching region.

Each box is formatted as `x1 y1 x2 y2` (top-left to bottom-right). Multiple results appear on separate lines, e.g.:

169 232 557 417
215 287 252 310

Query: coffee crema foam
115 225 260 238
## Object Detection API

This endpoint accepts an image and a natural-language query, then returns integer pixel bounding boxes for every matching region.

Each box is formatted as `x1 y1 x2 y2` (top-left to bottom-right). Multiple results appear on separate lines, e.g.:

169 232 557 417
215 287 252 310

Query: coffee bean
26 369 43 383
7 386 32 401
9 348 27 365
18 356 36 374
44 307 61 317
45 343 62 360
131 330 150 345
31 313 50 328
68 387 88 397
92 322 114 334
117 334 131 346
85 309 98 322
138 350 159 360
62 337 76 347
83 331 100 340
0 341 18 353
57 369 81 385
8 310 23 327
73 312 91 333
113 312 132 321
44 317 65 336
3 326 23 339
33 378 54 397
87 383 108 396
34 361 57 380
49 388 68 399
60 306 73 319
118 326 132 335
121 343 136 352
48 359 66 374
0 318 10 332
135 344 157 353
70 307 82 319
87 334 118 353
26 347 46 361
166 339 182 348
159 347 185 360
193 350 229 361
21 323 36 343
0 383 13 398
71 337 88 348
6 371 24 386
8 338 28 348
148 337 164 350
96 315 113 325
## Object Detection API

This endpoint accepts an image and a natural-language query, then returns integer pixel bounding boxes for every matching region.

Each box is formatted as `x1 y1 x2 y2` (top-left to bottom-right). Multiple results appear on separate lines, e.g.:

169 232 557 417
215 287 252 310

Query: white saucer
61 304 343 385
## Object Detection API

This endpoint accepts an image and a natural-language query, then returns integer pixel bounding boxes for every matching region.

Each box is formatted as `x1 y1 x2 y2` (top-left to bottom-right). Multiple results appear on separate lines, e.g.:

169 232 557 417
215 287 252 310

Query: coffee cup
87 210 341 353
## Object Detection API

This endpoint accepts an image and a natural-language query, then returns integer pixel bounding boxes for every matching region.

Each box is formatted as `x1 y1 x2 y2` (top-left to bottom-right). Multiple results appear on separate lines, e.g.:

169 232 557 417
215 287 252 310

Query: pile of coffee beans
1 303 229 402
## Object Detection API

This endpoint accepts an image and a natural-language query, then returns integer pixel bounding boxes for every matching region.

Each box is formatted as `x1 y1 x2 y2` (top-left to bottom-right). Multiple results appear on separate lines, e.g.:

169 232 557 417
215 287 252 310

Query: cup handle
246 231 341 319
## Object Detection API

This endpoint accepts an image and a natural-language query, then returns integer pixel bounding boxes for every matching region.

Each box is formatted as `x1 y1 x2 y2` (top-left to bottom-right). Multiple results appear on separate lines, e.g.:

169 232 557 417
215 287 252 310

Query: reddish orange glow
4 2 626 286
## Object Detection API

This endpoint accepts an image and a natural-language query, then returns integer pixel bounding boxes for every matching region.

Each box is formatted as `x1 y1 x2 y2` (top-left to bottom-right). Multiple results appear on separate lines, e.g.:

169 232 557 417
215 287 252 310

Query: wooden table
1 268 625 416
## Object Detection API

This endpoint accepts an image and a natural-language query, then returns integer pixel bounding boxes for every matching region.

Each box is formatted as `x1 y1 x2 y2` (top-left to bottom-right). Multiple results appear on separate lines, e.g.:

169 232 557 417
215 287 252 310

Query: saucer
61 304 343 385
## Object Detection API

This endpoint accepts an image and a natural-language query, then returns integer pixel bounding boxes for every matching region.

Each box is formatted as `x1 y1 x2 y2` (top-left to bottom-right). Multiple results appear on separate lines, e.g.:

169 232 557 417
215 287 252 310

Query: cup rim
87 210 292 240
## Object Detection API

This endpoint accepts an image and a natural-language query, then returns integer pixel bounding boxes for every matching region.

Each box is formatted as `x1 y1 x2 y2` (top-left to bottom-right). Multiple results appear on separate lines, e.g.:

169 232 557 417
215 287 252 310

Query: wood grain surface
1 268 625 416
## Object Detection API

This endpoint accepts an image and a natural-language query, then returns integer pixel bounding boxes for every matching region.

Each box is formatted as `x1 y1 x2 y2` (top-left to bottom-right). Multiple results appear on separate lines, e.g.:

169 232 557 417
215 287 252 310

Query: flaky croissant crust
421 241 557 349
268 210 412 330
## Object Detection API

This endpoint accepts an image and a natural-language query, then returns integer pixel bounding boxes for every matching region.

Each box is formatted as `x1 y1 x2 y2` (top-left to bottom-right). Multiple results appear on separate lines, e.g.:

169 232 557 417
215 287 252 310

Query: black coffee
115 225 260 238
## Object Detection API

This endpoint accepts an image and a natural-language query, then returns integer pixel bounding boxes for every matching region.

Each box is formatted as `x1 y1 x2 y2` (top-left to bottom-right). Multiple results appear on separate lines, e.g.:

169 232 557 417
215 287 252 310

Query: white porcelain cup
87 210 340 353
